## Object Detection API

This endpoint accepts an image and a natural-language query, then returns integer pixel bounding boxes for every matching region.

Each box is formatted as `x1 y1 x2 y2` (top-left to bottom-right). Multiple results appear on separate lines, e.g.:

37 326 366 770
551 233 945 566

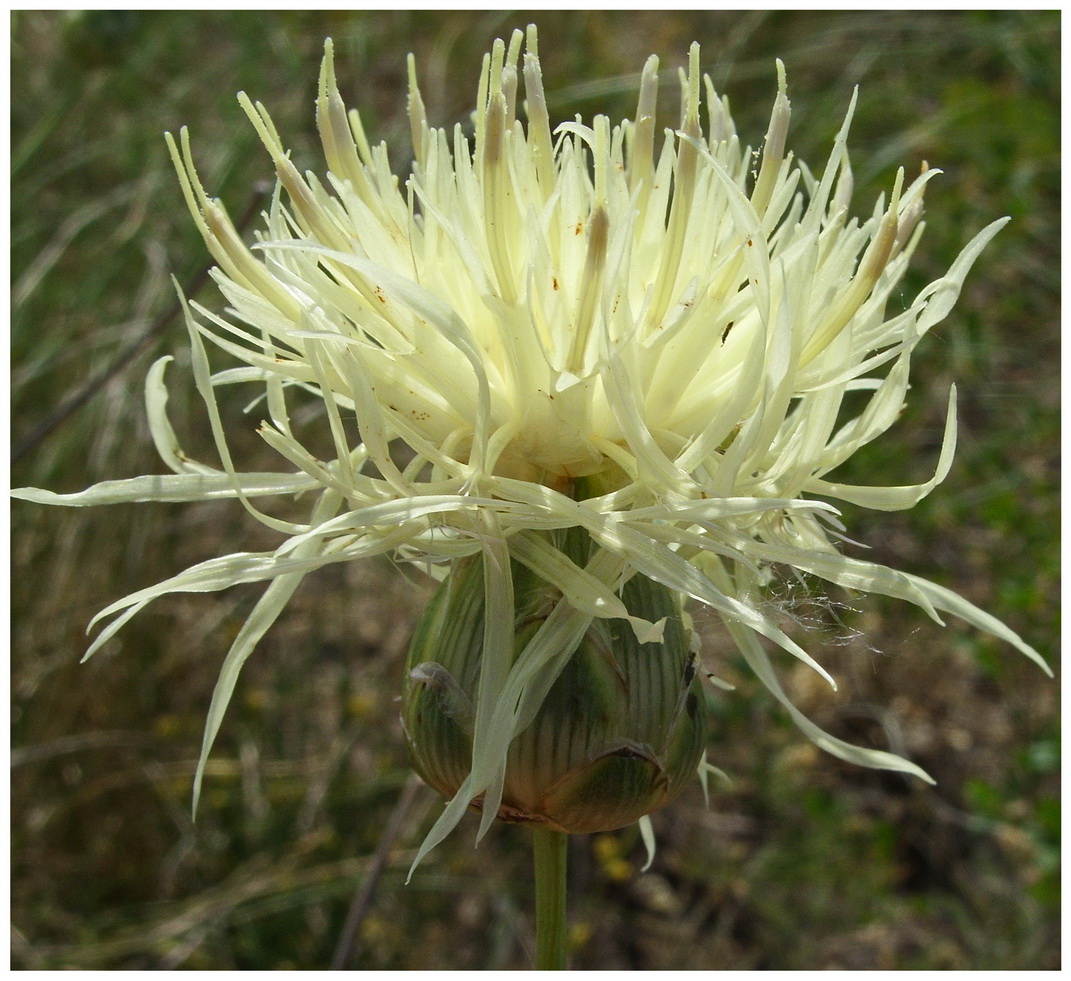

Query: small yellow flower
14 26 1049 865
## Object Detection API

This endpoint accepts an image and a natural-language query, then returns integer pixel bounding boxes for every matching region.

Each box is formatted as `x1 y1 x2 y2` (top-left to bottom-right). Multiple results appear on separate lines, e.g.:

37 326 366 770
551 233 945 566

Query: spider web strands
708 557 936 783
483 476 837 688
694 530 1050 676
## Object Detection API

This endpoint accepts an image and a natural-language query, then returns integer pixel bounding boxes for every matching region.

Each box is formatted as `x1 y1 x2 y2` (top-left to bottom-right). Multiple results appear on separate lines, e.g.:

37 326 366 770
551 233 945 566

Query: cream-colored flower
14 26 1049 863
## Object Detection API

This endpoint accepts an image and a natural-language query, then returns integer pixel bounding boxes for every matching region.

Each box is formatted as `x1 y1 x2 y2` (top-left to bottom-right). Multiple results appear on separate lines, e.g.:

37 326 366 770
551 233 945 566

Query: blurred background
10 9 1059 970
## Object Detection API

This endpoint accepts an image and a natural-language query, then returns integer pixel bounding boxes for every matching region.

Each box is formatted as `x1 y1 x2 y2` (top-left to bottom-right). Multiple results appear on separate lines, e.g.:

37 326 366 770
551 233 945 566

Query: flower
14 26 1049 866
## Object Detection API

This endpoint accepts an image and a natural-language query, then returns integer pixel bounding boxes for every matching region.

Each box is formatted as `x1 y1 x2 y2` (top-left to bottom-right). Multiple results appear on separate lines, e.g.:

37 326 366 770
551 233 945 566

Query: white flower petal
12 470 320 507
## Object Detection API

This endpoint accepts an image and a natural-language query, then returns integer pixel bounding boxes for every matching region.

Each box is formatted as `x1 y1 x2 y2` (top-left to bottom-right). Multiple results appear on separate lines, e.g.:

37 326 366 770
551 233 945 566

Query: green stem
532 826 568 970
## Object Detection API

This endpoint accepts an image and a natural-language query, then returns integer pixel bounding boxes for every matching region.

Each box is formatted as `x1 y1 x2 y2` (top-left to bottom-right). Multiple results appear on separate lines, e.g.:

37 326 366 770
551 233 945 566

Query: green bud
402 529 708 834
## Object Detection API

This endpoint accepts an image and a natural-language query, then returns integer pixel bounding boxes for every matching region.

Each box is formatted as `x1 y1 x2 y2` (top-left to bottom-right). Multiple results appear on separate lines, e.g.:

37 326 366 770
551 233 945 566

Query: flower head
14 26 1049 864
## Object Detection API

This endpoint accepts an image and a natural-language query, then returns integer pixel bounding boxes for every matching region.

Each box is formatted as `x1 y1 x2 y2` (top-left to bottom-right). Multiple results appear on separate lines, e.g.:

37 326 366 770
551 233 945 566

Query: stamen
801 167 902 367
483 90 518 305
568 205 609 373
522 24 555 195
750 60 790 218
407 52 428 168
628 55 659 197
502 28 524 123
646 43 700 330
316 40 373 202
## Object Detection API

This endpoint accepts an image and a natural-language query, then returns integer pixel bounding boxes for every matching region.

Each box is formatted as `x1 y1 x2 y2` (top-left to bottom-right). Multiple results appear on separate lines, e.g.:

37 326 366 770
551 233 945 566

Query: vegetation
11 10 1058 969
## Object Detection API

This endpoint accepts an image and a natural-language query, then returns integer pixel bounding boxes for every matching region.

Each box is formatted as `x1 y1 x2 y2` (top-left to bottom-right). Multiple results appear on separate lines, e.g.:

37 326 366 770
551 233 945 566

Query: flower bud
402 532 708 834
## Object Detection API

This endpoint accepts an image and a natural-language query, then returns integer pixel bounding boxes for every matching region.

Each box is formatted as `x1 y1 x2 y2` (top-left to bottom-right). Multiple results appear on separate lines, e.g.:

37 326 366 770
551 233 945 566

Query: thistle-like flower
14 26 1049 867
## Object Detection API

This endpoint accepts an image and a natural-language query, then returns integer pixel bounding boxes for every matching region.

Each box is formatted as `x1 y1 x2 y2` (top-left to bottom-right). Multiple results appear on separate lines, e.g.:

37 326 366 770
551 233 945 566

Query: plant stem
532 826 568 970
